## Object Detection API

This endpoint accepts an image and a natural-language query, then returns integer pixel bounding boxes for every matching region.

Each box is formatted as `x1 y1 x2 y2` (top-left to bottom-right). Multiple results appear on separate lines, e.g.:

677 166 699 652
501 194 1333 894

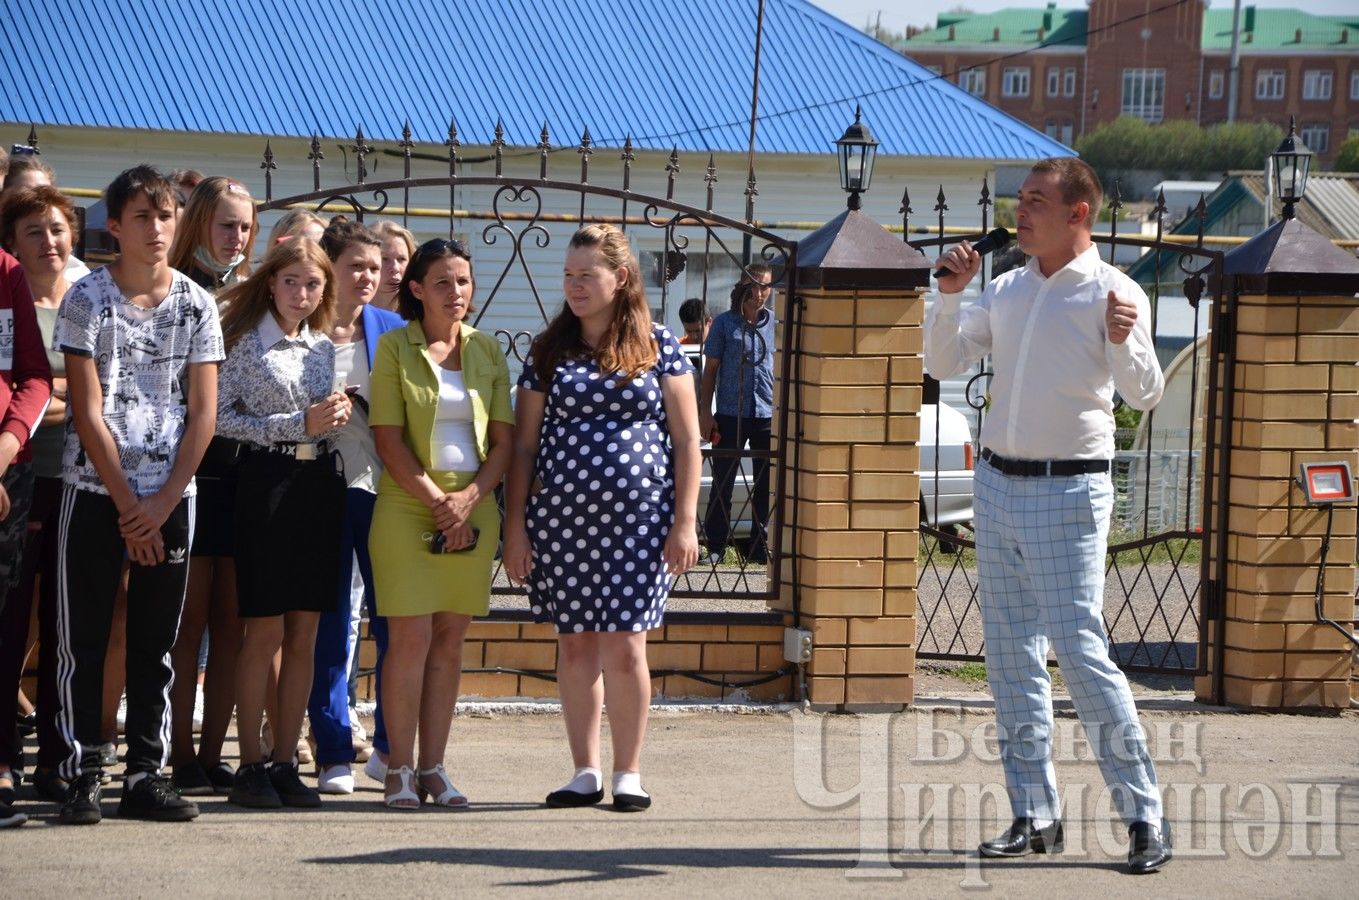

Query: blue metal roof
0 0 1070 161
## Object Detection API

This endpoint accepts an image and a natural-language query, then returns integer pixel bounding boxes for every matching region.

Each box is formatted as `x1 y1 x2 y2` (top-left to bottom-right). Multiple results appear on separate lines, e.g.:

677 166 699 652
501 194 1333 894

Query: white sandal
418 764 468 808
383 766 420 809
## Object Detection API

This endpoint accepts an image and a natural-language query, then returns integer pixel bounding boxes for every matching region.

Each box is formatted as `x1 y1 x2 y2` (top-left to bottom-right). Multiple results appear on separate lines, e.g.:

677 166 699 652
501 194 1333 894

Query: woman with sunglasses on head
306 218 404 795
216 239 348 809
161 176 259 795
368 238 512 808
504 223 700 813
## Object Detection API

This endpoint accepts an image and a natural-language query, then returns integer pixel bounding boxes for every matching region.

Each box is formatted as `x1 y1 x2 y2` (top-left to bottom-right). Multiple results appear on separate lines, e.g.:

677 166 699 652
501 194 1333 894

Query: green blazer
369 320 514 470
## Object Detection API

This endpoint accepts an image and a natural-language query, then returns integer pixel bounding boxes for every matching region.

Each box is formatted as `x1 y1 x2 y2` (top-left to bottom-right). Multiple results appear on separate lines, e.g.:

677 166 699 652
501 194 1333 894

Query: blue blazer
361 304 404 369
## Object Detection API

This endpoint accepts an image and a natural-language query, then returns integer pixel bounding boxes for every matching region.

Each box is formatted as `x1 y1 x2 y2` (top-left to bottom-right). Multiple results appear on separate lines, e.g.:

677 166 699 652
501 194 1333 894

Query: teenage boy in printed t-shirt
50 165 224 826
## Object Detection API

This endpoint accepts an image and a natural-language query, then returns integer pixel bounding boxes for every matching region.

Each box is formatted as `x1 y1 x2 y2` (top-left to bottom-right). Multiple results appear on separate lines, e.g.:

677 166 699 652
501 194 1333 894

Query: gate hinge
1203 579 1223 620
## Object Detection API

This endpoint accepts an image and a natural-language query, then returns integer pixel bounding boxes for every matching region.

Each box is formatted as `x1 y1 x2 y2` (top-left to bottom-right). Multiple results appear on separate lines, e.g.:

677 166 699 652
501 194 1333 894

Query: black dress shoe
1127 821 1172 874
612 792 651 812
979 817 1065 857
544 787 604 808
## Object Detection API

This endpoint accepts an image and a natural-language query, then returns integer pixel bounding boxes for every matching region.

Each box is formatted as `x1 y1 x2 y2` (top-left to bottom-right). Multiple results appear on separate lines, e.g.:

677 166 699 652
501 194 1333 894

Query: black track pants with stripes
48 486 194 780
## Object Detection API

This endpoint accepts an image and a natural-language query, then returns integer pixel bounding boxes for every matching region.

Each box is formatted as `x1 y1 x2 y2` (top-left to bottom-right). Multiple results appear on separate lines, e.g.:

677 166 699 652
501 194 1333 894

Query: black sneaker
229 762 282 809
205 761 236 795
0 800 26 829
170 760 214 797
59 771 103 825
269 761 321 808
31 768 68 802
117 773 199 822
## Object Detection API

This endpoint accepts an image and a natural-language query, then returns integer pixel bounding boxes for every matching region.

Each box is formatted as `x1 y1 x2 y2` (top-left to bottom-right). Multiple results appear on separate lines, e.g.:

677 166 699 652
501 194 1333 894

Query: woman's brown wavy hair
531 223 655 385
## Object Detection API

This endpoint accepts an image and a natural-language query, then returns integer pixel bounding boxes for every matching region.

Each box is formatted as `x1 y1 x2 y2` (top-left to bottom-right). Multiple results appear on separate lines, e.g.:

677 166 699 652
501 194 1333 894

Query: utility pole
1227 0 1241 122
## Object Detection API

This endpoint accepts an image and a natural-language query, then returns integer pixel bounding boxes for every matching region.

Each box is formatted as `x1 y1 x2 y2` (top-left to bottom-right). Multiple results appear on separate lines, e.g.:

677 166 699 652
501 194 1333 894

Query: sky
808 0 1356 36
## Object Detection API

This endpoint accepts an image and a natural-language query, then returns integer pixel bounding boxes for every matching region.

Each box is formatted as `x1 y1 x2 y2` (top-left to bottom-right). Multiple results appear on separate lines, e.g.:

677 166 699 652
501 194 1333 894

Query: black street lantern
1272 116 1313 221
836 105 879 210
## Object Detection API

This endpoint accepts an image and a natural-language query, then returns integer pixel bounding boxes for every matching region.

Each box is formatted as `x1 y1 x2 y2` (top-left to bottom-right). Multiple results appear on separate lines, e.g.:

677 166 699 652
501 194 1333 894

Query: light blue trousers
973 459 1163 827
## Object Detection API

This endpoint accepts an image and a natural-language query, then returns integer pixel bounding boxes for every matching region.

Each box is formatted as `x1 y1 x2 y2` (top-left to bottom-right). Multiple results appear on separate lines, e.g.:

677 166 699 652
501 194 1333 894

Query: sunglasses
417 237 471 258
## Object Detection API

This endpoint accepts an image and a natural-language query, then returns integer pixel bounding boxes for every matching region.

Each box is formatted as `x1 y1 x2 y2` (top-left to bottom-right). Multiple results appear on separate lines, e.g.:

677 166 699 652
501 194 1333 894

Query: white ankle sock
1032 817 1054 830
612 771 647 798
556 767 602 795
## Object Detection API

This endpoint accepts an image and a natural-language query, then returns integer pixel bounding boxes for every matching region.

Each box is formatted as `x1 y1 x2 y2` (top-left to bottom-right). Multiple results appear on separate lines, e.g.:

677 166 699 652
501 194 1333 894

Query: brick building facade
901 2 1359 164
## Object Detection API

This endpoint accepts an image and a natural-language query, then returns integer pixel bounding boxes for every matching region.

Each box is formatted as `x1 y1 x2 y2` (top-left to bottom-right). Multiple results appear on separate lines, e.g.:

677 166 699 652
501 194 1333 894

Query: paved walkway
8 700 1358 897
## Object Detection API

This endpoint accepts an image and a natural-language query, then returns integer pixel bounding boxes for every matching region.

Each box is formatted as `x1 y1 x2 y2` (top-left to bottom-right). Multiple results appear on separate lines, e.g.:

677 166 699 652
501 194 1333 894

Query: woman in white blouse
215 239 350 810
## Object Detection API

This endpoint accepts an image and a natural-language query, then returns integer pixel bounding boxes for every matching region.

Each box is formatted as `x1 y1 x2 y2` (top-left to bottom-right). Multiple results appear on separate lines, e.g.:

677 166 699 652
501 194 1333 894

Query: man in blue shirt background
698 265 775 564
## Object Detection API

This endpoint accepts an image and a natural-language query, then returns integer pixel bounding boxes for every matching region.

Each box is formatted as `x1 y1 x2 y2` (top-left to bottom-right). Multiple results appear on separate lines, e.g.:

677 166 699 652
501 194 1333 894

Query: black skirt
233 448 346 618
192 436 245 557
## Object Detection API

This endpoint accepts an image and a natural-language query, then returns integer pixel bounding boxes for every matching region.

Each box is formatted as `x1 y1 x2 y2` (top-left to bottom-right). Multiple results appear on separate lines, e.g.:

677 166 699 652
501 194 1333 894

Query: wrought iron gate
255 125 798 615
906 179 1227 676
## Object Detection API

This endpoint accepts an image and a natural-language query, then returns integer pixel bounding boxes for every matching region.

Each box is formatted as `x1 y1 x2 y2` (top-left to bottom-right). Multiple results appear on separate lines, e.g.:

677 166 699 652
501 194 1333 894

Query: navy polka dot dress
518 325 695 633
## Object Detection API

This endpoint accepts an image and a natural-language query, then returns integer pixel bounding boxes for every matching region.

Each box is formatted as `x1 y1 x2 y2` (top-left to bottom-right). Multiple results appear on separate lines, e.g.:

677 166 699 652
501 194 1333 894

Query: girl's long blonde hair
168 176 259 281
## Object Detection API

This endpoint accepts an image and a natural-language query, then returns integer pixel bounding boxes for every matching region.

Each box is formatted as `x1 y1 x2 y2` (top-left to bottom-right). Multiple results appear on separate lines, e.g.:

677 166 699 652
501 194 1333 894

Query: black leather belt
981 448 1109 477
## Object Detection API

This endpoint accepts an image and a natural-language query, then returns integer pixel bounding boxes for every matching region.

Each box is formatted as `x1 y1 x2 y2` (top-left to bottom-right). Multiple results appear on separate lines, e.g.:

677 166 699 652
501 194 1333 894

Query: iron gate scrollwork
905 177 1227 677
256 123 799 620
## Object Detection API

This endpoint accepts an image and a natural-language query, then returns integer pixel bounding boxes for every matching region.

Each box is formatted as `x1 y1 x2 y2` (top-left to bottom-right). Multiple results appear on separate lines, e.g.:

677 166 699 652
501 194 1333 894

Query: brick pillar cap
796 208 931 290
1213 218 1359 295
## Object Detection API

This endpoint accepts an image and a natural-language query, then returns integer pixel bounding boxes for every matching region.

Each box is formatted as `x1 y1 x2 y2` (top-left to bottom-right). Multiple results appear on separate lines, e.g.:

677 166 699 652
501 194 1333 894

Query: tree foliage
1076 118 1284 177
1335 136 1359 173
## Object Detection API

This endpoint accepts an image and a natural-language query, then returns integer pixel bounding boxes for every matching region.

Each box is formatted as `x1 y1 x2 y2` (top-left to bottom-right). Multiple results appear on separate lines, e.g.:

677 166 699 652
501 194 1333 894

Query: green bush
1076 118 1284 179
1336 136 1359 173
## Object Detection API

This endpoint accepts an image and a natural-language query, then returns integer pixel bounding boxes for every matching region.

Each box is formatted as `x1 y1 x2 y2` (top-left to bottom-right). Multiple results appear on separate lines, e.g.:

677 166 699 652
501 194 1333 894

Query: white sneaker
363 753 388 784
317 764 355 795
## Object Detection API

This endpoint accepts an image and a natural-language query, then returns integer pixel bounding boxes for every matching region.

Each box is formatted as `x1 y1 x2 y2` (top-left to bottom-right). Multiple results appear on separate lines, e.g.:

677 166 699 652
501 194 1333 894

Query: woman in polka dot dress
504 223 701 813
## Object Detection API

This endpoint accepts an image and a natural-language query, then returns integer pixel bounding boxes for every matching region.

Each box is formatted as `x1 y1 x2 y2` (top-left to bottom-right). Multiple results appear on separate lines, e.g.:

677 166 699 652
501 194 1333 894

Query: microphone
933 227 1011 280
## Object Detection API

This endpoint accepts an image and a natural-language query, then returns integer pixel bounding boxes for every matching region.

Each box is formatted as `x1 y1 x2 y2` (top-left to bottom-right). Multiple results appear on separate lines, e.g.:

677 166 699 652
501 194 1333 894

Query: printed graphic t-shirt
53 267 225 497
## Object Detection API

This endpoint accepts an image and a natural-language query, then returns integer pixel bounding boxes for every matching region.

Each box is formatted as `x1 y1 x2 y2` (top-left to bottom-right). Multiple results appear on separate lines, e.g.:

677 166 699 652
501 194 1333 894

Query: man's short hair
678 297 710 324
1030 157 1103 228
104 165 176 221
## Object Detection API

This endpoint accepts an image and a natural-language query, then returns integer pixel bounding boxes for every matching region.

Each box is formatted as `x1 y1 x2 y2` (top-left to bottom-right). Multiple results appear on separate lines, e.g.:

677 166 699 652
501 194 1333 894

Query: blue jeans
308 488 389 764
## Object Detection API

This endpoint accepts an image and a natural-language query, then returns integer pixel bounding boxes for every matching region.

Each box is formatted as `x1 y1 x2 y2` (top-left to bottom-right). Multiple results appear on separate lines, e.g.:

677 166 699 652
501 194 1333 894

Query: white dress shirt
924 244 1164 460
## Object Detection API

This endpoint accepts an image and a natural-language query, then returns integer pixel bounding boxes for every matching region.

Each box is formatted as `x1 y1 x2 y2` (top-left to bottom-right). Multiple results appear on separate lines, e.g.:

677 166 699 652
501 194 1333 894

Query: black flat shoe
612 792 651 812
979 817 1064 857
16 712 37 737
544 788 604 808
1127 821 1172 874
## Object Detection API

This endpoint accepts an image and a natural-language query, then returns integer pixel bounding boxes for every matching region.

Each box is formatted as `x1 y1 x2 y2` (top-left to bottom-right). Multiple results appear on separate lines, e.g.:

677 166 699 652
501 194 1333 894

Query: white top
431 368 479 473
52 267 224 497
332 339 381 492
924 244 1163 461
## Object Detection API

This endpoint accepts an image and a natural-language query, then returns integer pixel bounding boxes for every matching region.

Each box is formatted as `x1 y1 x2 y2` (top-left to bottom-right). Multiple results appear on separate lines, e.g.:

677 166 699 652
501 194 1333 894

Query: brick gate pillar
1198 218 1359 709
772 208 932 711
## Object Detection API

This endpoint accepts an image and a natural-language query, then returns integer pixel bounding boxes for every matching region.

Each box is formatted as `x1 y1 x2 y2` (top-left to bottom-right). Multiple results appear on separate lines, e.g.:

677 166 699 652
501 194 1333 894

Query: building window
1302 70 1333 101
1047 67 1059 96
959 68 986 97
1208 70 1224 100
1002 67 1030 97
1352 71 1359 100
1060 121 1073 145
1299 123 1329 153
1121 68 1165 122
1063 67 1076 97
1045 120 1058 138
1255 69 1285 100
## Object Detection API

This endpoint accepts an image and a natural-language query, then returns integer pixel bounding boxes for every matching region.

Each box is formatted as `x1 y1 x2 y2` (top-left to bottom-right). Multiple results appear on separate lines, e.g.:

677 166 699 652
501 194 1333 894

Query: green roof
1201 10 1358 50
903 6 1087 48
903 6 1359 52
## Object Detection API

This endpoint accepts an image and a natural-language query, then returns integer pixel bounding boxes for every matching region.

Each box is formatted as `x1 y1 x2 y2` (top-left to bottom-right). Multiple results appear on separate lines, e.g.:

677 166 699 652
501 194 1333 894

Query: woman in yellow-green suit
368 238 513 809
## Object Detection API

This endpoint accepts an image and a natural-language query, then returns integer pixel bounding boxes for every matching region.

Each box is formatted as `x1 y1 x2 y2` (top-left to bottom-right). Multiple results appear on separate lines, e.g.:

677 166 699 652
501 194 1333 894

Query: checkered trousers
973 458 1164 826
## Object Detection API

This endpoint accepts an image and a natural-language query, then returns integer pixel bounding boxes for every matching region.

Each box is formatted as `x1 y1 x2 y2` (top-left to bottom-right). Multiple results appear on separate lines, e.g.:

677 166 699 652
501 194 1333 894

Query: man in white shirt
925 157 1171 875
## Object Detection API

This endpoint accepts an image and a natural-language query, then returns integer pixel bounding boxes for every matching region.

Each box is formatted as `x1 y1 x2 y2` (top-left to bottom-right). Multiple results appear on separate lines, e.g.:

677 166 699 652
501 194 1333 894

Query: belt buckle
294 443 318 461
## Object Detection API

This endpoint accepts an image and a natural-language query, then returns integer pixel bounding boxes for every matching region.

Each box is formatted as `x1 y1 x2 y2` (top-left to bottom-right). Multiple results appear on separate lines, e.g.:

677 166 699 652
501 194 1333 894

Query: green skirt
370 470 498 617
